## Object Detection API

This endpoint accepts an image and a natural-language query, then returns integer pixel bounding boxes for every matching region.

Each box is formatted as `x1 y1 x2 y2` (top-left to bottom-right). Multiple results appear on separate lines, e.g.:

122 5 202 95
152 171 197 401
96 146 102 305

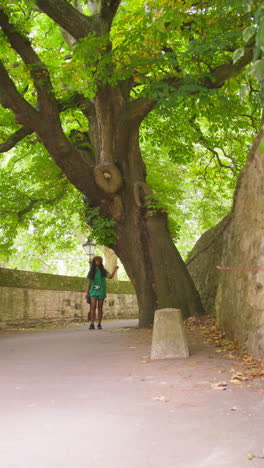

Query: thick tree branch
126 46 253 123
35 0 96 39
124 45 253 124
0 92 96 155
36 0 122 38
166 46 254 92
127 98 156 124
0 9 59 118
0 127 33 153
201 47 254 89
87 0 122 29
0 9 98 193
0 6 99 158
0 60 99 198
0 61 39 128
100 0 122 24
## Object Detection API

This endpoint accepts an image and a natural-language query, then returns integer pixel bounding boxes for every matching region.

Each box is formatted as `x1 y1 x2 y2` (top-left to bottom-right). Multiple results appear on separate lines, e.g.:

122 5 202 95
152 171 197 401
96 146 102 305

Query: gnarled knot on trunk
101 195 124 221
134 181 152 208
94 162 122 194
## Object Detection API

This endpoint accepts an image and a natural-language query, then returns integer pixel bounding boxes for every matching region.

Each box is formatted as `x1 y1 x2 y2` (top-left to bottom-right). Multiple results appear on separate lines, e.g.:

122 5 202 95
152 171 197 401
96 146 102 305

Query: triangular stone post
151 308 189 359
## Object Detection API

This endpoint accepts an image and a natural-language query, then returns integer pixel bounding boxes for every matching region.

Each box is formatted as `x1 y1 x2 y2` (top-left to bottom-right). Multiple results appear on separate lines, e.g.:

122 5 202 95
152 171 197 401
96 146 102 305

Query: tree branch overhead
35 0 96 39
0 8 60 118
100 0 122 24
202 47 254 89
0 61 39 128
0 127 33 153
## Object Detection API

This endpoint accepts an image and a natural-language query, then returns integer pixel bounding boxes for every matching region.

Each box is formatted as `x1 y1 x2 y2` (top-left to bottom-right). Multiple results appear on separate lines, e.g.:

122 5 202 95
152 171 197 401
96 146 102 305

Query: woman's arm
107 266 119 279
85 280 91 298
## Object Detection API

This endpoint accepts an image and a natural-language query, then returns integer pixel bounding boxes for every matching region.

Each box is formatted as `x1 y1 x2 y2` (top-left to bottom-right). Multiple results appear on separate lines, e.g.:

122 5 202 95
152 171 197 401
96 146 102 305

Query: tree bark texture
113 206 204 326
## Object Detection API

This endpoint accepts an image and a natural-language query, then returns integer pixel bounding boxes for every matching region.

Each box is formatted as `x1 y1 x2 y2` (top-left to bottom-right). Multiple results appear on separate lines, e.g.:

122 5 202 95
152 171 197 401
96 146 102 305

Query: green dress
88 269 109 299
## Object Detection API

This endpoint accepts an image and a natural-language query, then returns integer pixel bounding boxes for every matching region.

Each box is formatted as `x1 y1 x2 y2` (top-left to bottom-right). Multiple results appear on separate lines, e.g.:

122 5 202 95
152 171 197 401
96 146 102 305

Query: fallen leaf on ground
152 395 168 403
224 353 236 359
211 381 227 390
185 316 264 384
249 369 264 377
243 355 254 363
230 406 238 411
230 378 242 385
230 371 249 384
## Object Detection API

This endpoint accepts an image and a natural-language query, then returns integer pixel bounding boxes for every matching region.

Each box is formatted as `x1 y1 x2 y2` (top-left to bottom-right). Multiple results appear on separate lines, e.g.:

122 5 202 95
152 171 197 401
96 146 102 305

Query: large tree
0 0 260 326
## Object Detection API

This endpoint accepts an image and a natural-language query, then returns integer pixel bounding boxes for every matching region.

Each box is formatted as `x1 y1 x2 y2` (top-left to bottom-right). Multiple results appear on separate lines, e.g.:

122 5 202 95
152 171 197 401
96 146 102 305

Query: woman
85 256 118 330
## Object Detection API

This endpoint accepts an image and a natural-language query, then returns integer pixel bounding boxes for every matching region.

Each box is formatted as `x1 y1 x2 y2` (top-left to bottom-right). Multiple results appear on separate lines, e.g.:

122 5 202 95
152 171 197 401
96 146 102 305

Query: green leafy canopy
0 0 263 272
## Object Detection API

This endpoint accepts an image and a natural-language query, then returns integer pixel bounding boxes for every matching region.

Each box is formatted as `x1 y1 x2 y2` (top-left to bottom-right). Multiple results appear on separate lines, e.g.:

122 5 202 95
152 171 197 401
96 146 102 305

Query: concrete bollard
151 308 189 360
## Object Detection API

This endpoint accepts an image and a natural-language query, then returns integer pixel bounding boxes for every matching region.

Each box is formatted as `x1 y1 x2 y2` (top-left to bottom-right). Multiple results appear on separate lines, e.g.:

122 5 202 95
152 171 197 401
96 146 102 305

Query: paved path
0 320 263 468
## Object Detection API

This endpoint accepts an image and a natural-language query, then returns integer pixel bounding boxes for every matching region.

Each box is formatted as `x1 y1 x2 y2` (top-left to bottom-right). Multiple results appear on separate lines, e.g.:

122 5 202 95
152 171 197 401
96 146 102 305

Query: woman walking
85 256 118 329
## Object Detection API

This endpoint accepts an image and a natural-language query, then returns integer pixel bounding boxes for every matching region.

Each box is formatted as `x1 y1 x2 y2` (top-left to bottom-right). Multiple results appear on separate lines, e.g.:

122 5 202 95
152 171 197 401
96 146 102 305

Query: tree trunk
113 207 204 327
89 90 204 326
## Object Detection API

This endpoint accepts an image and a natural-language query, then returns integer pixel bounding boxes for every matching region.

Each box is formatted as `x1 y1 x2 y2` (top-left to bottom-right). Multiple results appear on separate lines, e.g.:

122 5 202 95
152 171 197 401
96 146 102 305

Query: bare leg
90 298 97 324
88 305 91 322
98 299 105 325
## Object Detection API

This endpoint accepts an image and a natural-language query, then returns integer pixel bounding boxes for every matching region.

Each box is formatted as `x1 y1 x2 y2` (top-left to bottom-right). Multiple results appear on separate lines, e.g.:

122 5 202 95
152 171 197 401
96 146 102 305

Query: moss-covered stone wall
0 268 138 327
0 267 134 293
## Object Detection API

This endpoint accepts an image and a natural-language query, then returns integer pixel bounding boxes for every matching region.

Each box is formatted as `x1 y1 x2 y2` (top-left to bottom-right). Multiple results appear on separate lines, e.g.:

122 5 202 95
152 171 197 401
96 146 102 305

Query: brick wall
0 268 138 328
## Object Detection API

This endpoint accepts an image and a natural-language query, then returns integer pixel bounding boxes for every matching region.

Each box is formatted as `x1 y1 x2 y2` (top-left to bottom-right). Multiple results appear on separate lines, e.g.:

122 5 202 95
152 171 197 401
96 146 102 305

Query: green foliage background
0 0 262 274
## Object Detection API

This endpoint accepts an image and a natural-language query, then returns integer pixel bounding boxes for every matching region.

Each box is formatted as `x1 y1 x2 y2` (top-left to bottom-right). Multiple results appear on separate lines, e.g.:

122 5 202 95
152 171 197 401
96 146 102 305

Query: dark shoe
97 323 102 330
89 323 95 330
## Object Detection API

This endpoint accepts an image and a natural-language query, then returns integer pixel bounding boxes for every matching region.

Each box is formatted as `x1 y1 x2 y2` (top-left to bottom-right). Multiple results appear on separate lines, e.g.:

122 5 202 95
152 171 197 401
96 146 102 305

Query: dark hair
88 256 107 280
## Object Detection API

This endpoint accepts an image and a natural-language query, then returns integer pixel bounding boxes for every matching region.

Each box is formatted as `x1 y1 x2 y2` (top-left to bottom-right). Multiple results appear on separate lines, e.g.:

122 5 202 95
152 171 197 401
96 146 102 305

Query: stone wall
187 121 264 362
0 267 138 327
215 129 264 361
187 214 232 314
